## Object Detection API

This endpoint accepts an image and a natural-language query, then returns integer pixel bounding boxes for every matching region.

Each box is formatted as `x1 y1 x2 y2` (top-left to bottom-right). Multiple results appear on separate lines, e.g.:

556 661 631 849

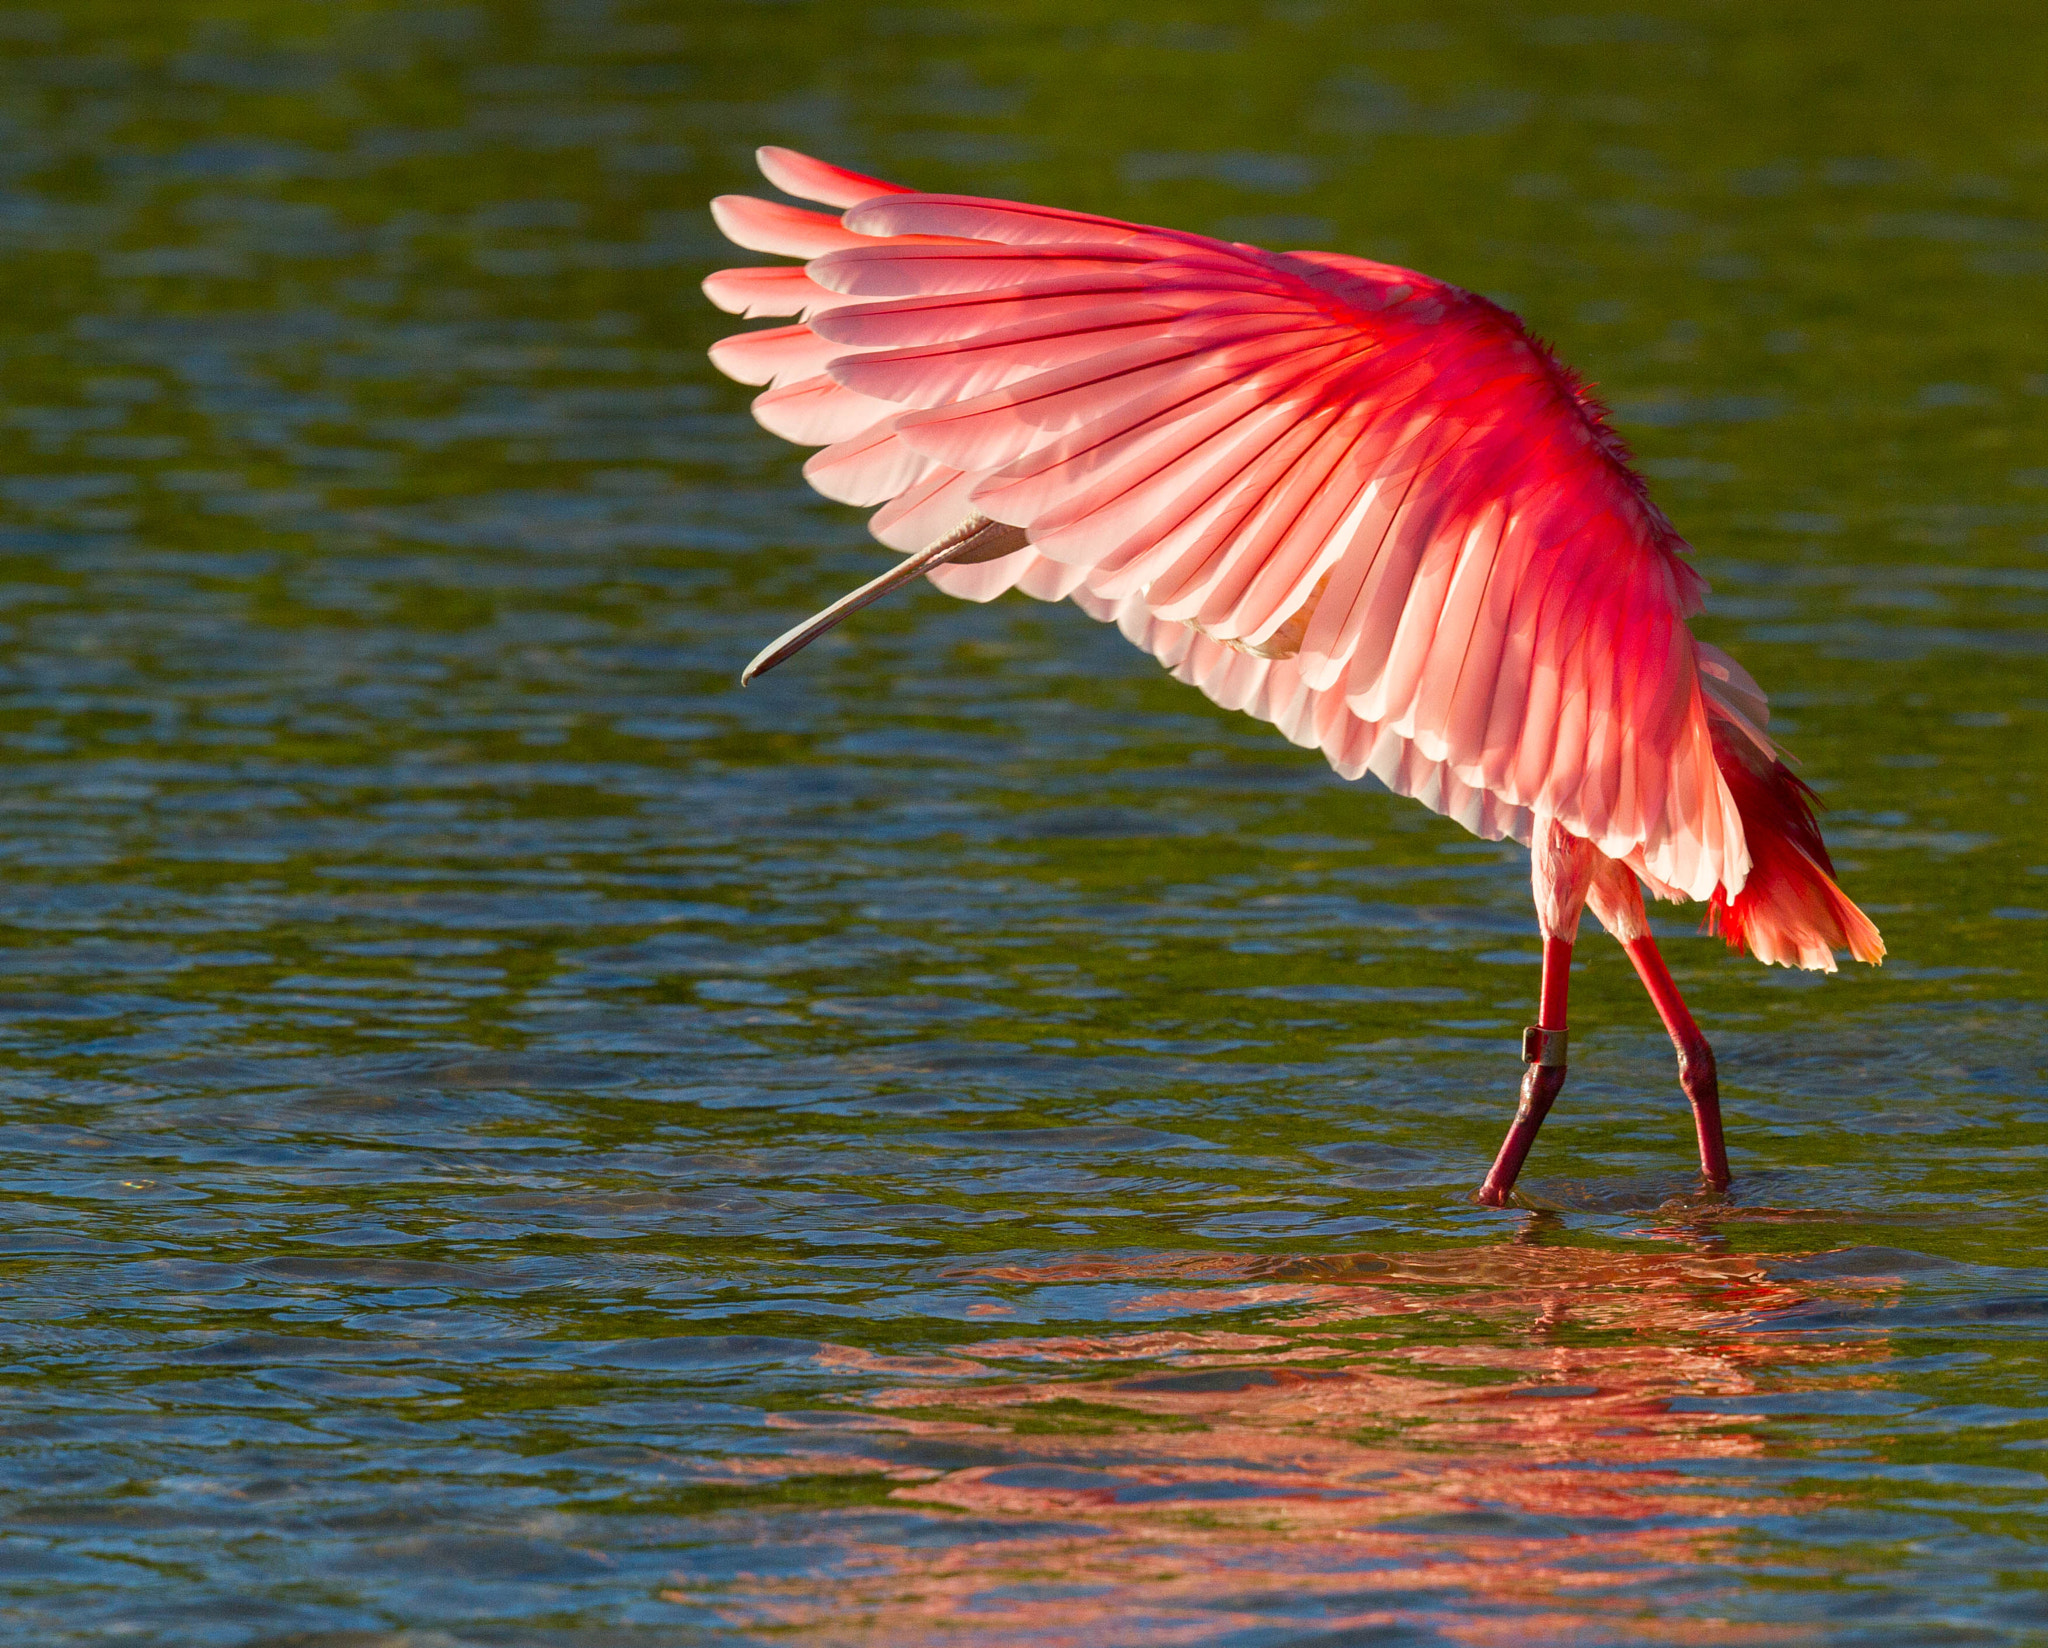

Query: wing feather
710 195 878 259
846 194 1206 254
702 264 826 319
1144 405 1348 619
811 275 1160 348
830 311 1183 407
869 465 978 551
755 145 913 209
708 322 843 387
894 334 1240 474
976 347 1352 535
750 373 900 447
810 243 1154 298
802 419 935 506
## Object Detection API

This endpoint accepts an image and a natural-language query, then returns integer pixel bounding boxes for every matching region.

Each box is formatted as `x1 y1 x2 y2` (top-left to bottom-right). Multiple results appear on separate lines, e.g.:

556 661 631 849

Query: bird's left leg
1477 818 1598 1207
1585 862 1730 1191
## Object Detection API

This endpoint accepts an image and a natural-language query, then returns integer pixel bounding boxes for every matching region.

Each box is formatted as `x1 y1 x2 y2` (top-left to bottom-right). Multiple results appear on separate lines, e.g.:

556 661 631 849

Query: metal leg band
1521 1025 1568 1068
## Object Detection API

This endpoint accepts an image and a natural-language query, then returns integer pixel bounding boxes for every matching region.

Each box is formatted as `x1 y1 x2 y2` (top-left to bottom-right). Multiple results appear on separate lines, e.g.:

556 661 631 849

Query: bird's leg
1476 937 1575 1205
1586 862 1730 1192
1625 935 1728 1190
1477 820 1597 1207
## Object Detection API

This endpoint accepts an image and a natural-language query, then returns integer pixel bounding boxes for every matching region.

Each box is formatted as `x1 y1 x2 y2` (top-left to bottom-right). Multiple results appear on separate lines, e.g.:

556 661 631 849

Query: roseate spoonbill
704 147 1884 1205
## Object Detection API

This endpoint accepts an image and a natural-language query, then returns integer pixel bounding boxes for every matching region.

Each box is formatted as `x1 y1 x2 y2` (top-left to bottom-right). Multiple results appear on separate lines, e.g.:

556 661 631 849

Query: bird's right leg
1586 862 1731 1191
1477 819 1597 1207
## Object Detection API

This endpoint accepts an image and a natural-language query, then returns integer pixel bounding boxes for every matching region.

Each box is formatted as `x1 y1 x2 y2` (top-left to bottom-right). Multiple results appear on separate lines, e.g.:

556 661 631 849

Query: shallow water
1 2 2046 1642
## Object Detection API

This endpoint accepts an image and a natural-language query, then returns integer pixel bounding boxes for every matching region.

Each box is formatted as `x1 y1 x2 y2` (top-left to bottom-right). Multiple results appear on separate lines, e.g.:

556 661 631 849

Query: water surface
2 2 2047 1642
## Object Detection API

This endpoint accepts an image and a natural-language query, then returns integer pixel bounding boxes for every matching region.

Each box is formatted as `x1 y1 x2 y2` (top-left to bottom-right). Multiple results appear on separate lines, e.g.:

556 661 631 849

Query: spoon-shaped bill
740 517 1028 684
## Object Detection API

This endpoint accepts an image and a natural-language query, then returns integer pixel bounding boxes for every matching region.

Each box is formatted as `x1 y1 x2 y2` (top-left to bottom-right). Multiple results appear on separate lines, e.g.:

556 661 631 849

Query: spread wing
706 147 1747 902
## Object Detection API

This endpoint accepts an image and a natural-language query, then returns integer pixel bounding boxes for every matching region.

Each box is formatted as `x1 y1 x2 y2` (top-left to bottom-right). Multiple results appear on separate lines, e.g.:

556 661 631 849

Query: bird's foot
1676 1038 1731 1191
1477 1047 1569 1206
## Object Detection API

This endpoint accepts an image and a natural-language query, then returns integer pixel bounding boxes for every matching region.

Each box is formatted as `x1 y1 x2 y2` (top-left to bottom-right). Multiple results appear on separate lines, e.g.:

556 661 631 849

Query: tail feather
1705 721 1884 971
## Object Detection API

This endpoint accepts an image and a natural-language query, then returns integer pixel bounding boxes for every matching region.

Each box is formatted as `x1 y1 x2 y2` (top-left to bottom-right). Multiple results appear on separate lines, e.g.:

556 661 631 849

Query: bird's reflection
691 1228 1899 1643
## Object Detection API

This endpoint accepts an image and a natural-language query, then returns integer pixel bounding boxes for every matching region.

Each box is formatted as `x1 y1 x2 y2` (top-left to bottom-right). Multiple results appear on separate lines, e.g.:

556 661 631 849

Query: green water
0 1 2045 1641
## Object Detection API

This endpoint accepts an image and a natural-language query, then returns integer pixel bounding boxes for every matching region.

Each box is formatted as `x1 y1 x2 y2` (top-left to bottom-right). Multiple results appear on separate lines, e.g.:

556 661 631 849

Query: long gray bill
740 516 1029 685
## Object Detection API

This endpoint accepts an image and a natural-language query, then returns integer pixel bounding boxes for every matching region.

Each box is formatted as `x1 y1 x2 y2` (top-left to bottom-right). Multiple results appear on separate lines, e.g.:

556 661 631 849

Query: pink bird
704 147 1884 1205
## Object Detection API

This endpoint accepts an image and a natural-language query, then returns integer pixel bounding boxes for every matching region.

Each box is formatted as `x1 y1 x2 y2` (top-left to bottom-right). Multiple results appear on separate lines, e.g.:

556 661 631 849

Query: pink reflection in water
667 1236 1901 1645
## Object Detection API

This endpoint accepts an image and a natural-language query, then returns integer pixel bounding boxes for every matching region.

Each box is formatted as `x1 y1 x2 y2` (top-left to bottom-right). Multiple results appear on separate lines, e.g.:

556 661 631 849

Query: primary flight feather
705 146 1881 1203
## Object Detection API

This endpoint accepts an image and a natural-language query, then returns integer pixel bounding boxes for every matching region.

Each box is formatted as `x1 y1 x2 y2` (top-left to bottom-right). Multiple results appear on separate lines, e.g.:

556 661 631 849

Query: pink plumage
705 146 1881 1201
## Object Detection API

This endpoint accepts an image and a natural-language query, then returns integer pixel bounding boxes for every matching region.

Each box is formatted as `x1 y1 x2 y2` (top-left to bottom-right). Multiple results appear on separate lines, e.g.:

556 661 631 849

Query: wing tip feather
756 145 912 208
